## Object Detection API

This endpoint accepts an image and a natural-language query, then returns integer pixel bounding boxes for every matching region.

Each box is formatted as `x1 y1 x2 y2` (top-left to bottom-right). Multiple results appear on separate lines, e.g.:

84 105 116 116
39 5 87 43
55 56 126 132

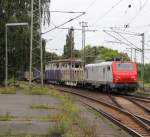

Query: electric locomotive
84 61 138 92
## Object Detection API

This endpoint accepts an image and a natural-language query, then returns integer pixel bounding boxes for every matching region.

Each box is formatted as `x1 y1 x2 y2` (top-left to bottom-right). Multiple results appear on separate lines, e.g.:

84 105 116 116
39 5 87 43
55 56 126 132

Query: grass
0 86 16 94
134 90 150 97
22 86 50 95
30 104 57 110
47 89 78 136
16 115 61 122
0 113 15 121
0 82 98 137
47 88 98 137
0 130 46 137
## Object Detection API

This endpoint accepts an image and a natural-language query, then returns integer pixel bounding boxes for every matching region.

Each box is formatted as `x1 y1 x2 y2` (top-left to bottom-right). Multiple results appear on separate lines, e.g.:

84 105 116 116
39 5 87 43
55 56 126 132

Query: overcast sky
42 0 150 63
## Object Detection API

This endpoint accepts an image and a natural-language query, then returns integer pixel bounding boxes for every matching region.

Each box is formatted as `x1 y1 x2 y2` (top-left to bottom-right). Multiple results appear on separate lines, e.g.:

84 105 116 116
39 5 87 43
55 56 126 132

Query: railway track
53 85 150 137
124 96 150 109
111 96 150 123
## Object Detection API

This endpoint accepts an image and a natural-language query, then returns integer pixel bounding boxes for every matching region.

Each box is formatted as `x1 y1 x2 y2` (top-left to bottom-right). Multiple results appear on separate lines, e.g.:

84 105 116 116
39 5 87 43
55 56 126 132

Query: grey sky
42 0 150 63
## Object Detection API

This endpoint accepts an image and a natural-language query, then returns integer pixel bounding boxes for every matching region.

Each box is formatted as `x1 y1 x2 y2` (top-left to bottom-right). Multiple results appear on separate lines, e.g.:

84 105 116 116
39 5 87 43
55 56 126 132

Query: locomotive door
106 66 111 82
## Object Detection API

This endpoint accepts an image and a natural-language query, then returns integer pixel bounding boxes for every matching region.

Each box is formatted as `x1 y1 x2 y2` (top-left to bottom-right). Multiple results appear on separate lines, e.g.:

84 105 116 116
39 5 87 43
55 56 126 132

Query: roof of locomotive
85 61 133 67
85 61 112 67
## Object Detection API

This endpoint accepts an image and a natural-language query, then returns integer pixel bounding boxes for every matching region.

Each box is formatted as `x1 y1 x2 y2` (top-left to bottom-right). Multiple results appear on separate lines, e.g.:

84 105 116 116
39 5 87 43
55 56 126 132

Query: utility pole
134 48 137 63
29 0 33 87
30 0 44 88
70 27 74 68
141 33 145 90
58 25 97 67
39 0 44 88
5 25 8 87
126 47 138 62
127 48 133 61
131 48 133 61
79 21 88 67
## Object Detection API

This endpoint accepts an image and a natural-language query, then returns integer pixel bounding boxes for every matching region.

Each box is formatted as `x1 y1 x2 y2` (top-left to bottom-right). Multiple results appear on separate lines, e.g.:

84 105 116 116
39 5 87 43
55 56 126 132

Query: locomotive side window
116 63 133 70
107 66 110 71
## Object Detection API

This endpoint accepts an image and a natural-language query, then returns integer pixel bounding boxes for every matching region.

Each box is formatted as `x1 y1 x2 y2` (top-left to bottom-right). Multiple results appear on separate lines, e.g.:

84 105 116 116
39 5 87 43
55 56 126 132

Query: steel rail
55 86 150 137
126 96 150 103
110 96 150 126
126 94 150 101
124 97 150 113
82 102 145 137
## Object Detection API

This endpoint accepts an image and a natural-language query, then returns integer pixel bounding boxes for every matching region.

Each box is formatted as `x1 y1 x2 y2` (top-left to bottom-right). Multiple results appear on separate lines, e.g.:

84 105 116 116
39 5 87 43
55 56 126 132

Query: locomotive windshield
116 63 133 70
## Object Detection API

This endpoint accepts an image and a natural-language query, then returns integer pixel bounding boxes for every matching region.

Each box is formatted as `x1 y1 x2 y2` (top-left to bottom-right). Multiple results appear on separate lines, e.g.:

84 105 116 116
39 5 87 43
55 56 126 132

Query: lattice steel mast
29 0 43 88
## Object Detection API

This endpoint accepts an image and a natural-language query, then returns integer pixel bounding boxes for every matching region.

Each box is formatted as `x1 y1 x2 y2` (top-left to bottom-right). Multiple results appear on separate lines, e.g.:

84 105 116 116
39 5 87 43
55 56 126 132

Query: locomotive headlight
115 76 120 81
116 76 120 79
131 76 137 81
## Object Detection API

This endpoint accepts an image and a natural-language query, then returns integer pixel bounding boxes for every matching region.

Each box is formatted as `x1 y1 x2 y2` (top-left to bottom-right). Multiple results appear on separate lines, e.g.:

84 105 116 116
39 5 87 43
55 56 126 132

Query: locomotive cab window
116 63 133 70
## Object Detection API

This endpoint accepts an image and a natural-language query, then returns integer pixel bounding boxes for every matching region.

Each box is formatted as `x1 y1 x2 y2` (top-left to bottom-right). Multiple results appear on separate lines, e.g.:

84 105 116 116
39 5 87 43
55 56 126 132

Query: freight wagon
45 59 84 86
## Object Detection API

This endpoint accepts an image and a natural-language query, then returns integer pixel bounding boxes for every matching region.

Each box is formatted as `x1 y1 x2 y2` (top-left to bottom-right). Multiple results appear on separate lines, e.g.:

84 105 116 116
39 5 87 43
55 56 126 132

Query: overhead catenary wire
92 0 124 25
103 30 137 49
125 0 149 27
110 29 142 51
42 12 86 35
85 0 97 11
91 24 150 30
48 10 86 14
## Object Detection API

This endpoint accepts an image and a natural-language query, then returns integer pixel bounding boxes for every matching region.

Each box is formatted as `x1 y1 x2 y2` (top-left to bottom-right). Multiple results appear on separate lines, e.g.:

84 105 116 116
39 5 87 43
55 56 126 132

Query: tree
63 27 74 59
45 52 61 63
80 45 129 64
0 0 51 83
137 63 150 83
98 47 129 61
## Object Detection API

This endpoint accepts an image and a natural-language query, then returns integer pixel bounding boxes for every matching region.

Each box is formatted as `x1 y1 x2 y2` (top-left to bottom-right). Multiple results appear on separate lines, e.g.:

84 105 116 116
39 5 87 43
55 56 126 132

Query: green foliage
48 88 98 137
22 86 50 95
30 104 57 109
144 64 150 83
62 44 129 64
0 130 45 137
80 45 129 64
63 27 75 59
45 51 61 63
0 113 15 121
47 89 78 137
73 49 81 58
0 1 50 83
99 47 129 61
137 63 150 83
0 86 16 94
64 131 81 137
